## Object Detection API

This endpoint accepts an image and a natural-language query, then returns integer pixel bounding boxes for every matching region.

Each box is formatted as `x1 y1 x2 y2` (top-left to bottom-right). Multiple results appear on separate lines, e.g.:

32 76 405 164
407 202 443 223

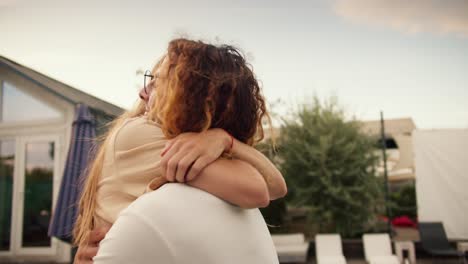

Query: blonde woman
73 38 286 263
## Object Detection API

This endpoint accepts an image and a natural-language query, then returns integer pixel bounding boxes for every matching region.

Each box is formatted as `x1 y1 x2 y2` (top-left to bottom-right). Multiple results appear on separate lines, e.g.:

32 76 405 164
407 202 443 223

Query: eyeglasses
143 70 154 95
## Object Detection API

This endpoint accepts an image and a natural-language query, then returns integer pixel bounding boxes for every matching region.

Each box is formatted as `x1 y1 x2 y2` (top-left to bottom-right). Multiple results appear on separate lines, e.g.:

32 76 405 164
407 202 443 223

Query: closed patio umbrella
48 104 96 242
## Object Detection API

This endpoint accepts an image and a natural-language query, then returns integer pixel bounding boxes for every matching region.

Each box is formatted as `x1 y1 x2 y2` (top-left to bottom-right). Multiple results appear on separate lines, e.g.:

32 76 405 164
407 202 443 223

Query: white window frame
13 134 61 256
0 137 16 257
0 71 74 262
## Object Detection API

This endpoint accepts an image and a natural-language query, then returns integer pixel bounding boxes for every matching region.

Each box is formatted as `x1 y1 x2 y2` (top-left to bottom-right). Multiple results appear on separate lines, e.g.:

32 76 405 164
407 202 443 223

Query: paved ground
1 227 465 263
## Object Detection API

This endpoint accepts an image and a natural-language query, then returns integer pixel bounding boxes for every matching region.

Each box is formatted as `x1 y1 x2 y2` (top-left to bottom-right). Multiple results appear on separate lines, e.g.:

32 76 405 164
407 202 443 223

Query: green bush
389 183 417 219
268 97 383 238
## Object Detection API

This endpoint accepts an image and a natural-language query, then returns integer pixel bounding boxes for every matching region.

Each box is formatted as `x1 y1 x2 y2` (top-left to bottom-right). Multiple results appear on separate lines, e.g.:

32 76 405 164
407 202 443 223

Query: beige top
95 116 168 226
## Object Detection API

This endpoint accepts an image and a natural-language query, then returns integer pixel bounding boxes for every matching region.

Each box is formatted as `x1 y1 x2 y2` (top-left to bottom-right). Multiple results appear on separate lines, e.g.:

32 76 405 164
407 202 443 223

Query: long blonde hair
73 54 168 246
72 101 145 245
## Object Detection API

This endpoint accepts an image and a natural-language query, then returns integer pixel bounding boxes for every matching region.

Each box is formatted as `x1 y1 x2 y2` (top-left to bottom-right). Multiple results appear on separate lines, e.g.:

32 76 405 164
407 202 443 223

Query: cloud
333 0 468 38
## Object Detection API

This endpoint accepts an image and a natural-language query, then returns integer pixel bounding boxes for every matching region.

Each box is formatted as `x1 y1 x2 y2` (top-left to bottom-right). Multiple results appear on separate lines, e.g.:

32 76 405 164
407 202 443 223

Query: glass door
15 135 59 255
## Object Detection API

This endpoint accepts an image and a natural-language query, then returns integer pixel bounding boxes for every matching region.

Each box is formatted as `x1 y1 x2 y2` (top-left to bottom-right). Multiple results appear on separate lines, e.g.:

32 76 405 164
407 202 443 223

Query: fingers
174 152 199 183
162 138 199 182
165 150 187 182
161 131 226 183
160 141 181 180
74 252 93 264
74 248 84 263
185 156 211 182
75 226 110 264
74 244 98 264
88 227 109 244
82 245 99 259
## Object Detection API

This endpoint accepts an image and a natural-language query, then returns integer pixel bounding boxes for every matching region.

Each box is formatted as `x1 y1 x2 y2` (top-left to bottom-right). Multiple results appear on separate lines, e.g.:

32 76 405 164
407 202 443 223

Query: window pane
22 142 54 247
1 81 62 122
0 140 14 251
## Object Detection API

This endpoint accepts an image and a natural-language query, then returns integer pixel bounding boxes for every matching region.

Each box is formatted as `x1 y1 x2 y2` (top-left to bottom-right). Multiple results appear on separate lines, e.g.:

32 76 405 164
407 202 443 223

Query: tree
276 96 383 237
389 183 417 219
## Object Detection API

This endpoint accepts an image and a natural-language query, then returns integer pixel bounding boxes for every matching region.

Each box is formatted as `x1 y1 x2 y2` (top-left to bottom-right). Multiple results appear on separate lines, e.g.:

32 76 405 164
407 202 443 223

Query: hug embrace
73 38 287 264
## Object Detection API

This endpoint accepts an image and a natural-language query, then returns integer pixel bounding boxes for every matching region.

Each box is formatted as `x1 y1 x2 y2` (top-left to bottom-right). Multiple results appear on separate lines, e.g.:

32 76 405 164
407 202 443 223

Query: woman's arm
230 138 287 200
160 128 287 201
187 158 270 208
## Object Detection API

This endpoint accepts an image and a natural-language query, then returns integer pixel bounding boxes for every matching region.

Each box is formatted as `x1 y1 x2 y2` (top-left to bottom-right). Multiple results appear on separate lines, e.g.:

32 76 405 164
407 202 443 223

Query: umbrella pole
380 111 392 236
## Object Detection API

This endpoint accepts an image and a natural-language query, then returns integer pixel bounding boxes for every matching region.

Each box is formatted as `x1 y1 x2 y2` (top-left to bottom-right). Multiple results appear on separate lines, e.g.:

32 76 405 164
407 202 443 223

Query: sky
1 0 467 129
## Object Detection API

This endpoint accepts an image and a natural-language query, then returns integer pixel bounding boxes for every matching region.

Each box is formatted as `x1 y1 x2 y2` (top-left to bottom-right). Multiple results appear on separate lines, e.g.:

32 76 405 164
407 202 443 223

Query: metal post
380 111 392 236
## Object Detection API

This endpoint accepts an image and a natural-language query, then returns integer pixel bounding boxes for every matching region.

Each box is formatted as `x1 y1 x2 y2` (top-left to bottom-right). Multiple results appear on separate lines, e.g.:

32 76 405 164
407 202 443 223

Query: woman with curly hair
73 38 286 263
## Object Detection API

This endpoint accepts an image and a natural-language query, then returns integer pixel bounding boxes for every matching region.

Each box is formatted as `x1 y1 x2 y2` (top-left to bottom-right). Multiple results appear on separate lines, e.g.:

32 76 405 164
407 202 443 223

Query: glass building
0 56 123 262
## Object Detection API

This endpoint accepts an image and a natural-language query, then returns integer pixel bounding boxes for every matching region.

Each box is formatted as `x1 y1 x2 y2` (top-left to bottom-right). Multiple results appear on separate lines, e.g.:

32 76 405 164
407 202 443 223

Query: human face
139 56 169 110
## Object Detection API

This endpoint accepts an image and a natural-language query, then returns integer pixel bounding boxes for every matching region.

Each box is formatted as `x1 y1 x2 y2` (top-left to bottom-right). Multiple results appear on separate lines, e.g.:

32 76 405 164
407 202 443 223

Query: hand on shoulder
160 128 231 182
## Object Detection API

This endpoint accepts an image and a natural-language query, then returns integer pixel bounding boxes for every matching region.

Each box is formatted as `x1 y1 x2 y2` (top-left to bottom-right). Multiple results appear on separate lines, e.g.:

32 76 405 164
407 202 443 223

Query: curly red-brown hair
73 38 273 246
148 38 271 145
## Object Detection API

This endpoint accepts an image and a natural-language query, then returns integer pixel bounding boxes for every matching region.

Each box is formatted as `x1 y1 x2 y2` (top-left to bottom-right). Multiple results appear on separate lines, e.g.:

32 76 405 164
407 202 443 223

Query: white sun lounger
271 233 309 263
363 234 400 264
315 234 347 264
